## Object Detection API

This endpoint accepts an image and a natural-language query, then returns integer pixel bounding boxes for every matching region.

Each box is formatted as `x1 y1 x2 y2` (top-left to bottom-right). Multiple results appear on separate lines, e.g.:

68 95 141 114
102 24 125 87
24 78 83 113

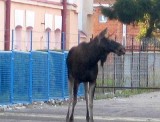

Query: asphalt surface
1 91 160 122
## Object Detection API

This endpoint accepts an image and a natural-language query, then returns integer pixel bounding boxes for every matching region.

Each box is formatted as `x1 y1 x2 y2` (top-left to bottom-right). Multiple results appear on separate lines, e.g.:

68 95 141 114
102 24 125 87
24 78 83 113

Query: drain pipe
61 0 67 50
5 0 11 51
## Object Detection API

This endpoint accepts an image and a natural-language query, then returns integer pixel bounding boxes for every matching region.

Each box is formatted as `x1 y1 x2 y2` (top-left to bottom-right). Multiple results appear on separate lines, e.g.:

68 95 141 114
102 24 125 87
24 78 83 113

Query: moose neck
87 37 111 66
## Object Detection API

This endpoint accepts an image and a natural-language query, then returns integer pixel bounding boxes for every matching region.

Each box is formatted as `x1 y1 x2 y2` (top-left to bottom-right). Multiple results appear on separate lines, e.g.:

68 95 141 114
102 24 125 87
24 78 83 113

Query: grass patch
95 89 154 100
114 89 153 97
96 79 114 86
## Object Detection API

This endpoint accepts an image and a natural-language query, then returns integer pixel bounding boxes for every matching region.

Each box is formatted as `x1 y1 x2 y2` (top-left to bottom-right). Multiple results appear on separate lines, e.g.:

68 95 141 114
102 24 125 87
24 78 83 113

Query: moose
66 28 125 122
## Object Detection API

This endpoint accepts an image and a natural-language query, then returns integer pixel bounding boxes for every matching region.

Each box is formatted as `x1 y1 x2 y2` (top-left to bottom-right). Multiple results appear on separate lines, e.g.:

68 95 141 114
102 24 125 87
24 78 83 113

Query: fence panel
64 51 69 98
139 52 148 87
124 53 131 87
13 51 30 103
131 53 140 87
49 51 65 99
154 53 160 86
97 51 160 92
0 52 11 104
32 51 49 101
148 53 155 87
115 56 124 87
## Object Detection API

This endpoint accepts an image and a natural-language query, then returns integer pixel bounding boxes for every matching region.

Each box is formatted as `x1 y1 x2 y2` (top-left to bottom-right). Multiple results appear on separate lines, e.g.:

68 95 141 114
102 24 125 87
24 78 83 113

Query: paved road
1 113 160 122
1 91 160 122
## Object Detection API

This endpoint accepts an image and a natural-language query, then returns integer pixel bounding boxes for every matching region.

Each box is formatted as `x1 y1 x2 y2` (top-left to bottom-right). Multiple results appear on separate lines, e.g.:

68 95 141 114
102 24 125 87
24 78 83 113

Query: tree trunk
145 19 154 38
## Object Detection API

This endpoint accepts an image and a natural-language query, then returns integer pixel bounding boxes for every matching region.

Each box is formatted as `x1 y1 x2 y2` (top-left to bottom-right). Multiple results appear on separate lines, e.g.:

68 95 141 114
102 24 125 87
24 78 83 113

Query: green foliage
101 0 160 38
96 79 114 86
113 0 139 24
114 89 152 97
101 7 116 20
136 14 150 39
136 22 147 40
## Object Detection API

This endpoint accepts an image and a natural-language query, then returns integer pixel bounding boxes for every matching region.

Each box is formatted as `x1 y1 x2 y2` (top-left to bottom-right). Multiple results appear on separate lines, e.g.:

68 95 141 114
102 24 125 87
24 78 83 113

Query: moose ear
98 28 108 40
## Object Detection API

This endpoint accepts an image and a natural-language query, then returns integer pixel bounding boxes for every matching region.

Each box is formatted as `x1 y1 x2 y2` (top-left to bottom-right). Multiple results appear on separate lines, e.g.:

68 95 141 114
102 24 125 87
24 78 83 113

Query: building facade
78 0 93 42
93 0 140 48
0 0 93 51
0 0 5 50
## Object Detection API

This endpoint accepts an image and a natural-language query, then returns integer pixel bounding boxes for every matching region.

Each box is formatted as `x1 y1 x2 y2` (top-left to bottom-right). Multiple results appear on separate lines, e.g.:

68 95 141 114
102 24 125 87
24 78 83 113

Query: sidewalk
0 91 160 122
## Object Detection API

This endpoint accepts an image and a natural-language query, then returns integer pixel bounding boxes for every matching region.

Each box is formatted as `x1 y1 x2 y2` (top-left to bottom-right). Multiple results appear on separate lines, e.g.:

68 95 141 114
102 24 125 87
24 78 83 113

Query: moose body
66 28 125 122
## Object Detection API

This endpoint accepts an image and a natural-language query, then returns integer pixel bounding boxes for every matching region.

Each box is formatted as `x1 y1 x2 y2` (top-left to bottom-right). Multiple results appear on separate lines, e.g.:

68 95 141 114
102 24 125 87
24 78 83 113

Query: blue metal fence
0 51 12 104
0 51 84 105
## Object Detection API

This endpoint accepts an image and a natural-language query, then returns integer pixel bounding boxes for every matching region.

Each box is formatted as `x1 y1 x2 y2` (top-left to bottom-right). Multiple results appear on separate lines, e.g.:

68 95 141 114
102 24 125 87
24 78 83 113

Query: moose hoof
69 116 74 122
86 116 90 122
89 119 94 122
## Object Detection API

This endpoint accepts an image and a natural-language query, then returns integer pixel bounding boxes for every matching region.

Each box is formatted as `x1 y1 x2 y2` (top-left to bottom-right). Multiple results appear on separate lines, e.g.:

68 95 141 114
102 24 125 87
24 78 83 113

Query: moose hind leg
69 82 79 121
89 81 96 122
66 79 74 121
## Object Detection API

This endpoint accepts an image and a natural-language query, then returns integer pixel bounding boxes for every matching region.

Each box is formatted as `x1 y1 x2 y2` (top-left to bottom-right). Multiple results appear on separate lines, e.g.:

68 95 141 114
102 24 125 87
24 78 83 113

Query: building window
45 28 51 50
15 26 22 50
54 29 61 50
26 27 33 51
26 10 35 28
67 0 77 4
55 15 62 30
45 13 53 30
15 10 24 27
99 15 107 23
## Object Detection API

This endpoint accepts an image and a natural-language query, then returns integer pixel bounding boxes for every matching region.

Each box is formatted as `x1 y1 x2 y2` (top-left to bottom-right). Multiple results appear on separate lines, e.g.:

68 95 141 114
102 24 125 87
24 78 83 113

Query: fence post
146 39 149 87
47 31 50 51
10 30 14 104
10 50 14 104
30 31 32 51
11 30 14 51
113 36 117 94
153 38 156 87
131 36 134 88
62 32 66 51
139 40 141 87
62 53 66 98
78 32 80 45
102 66 104 94
29 31 33 103
47 31 50 99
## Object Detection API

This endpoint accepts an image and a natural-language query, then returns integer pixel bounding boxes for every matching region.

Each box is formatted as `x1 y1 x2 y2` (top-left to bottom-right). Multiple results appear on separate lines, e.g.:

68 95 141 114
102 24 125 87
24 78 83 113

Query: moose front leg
88 81 96 122
84 82 90 121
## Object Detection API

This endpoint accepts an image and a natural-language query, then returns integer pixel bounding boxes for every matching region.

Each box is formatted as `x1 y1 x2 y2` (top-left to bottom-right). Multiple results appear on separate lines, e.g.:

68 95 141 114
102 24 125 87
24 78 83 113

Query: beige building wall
66 8 78 49
10 0 63 51
83 0 93 41
0 0 93 51
78 0 93 43
0 0 5 50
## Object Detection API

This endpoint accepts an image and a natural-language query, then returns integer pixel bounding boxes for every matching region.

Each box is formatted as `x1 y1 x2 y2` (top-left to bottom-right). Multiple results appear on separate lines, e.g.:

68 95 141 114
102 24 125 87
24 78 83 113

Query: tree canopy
101 0 160 38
